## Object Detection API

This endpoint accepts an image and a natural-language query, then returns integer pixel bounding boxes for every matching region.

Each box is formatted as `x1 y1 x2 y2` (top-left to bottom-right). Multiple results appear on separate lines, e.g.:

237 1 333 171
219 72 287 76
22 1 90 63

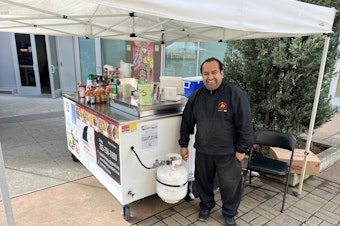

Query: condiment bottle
100 85 106 103
85 89 91 103
160 88 165 102
95 86 101 104
111 83 117 98
79 84 86 98
90 87 96 104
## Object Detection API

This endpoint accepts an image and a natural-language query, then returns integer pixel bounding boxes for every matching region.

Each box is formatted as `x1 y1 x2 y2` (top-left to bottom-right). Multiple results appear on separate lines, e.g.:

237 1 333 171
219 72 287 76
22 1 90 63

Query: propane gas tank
156 153 188 203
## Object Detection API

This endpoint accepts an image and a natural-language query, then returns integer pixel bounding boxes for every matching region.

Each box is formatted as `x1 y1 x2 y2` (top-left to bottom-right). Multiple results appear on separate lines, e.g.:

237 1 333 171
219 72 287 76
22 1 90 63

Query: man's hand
180 147 189 161
235 151 245 161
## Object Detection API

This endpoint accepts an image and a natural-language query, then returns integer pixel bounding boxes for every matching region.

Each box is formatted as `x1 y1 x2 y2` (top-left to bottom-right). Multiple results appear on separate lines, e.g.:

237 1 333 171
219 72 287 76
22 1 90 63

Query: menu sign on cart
95 132 121 184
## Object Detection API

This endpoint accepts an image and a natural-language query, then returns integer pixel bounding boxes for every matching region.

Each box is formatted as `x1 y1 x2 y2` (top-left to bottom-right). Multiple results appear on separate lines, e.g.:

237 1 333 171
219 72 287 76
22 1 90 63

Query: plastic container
138 84 153 105
183 76 204 96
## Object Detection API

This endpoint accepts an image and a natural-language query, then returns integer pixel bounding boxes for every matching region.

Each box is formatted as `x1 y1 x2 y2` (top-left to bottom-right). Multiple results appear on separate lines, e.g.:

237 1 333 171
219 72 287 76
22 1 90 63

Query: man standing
179 57 253 226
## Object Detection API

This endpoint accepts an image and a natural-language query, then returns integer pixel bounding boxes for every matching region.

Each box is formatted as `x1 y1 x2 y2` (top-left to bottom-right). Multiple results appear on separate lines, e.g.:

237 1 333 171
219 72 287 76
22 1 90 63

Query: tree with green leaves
223 0 339 136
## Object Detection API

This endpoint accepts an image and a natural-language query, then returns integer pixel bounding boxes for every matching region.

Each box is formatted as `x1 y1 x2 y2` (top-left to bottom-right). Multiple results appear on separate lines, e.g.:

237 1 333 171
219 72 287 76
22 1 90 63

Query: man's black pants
195 151 243 218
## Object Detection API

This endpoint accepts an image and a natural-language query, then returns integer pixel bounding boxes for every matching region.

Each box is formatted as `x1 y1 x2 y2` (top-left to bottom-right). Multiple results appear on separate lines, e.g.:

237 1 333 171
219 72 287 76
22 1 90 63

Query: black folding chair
242 130 296 213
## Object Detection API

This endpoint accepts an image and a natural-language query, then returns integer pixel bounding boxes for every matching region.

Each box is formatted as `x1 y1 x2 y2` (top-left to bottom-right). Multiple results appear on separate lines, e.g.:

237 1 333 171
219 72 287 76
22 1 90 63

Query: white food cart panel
119 116 182 205
63 95 183 206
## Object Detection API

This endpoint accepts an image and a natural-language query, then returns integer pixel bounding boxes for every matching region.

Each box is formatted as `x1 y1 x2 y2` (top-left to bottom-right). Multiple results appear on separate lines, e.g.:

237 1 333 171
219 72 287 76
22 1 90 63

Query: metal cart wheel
122 205 131 221
71 154 79 162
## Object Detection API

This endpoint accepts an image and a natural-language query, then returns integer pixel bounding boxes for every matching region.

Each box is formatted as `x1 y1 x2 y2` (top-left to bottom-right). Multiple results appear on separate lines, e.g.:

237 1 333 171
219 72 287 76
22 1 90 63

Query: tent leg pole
0 143 15 226
160 43 165 76
295 35 331 196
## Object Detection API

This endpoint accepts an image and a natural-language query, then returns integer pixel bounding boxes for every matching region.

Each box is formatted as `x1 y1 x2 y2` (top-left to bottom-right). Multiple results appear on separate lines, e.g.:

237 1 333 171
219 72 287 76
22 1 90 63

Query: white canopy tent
0 0 337 195
0 0 335 41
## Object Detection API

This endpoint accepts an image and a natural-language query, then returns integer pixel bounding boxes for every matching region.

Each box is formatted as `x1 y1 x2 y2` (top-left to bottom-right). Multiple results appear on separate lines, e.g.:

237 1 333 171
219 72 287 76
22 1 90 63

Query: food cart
63 92 189 220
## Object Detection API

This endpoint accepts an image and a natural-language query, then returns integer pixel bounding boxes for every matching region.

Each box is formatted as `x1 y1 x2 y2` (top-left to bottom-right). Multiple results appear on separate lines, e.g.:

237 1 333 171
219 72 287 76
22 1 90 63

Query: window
165 41 227 77
79 37 96 84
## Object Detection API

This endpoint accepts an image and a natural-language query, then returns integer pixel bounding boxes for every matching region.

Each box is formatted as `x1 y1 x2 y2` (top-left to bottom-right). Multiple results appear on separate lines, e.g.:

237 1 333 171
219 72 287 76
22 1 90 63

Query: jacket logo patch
218 102 228 112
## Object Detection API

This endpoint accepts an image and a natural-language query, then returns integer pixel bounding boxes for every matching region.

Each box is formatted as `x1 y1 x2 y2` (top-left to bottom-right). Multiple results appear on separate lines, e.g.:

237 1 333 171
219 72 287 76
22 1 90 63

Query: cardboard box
269 147 321 175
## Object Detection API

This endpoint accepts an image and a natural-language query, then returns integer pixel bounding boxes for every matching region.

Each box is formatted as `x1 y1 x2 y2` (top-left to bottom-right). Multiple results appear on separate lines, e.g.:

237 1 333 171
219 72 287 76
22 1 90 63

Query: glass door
56 36 77 94
46 36 62 98
14 33 41 95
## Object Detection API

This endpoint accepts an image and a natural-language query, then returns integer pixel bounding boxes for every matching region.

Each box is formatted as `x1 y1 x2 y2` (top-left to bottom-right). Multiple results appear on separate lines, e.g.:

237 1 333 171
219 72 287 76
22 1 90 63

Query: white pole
196 42 200 77
0 143 15 226
297 35 331 195
160 42 165 76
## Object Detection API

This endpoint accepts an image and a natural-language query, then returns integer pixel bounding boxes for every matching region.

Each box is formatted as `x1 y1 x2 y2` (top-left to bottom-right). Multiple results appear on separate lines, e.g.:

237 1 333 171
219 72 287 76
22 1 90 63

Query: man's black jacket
178 79 254 155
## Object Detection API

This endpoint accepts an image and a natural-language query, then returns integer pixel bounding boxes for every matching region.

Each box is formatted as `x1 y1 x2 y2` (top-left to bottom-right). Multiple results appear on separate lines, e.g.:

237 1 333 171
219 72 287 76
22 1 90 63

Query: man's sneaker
225 216 236 226
198 209 211 222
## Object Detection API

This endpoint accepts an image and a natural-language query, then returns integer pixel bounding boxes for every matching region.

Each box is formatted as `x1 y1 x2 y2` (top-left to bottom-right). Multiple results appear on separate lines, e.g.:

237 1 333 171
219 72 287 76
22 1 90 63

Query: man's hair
200 57 223 74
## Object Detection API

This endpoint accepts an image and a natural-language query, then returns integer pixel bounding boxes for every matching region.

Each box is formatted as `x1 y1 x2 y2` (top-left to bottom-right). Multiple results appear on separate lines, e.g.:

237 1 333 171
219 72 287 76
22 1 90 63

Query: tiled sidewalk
134 175 340 226
134 113 340 226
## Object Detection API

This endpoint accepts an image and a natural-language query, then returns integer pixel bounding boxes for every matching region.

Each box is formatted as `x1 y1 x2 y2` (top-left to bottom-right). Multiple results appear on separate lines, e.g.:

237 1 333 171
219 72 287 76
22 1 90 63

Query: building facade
0 32 339 109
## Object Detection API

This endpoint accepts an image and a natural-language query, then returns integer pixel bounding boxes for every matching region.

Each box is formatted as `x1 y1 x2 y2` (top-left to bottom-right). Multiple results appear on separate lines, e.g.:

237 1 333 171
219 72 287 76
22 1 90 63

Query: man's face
202 61 224 90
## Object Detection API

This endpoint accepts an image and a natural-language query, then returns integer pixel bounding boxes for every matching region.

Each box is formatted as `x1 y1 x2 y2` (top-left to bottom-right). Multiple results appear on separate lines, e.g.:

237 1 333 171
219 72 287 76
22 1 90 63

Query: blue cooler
183 76 204 97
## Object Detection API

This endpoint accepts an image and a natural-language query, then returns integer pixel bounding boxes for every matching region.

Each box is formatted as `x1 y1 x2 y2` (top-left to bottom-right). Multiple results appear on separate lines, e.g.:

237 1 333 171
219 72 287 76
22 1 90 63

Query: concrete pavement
0 93 339 226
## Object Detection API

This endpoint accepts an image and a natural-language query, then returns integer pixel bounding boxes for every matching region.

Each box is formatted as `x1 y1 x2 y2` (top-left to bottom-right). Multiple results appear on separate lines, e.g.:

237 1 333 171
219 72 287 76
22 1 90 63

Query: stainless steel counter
110 95 187 117
63 93 187 124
